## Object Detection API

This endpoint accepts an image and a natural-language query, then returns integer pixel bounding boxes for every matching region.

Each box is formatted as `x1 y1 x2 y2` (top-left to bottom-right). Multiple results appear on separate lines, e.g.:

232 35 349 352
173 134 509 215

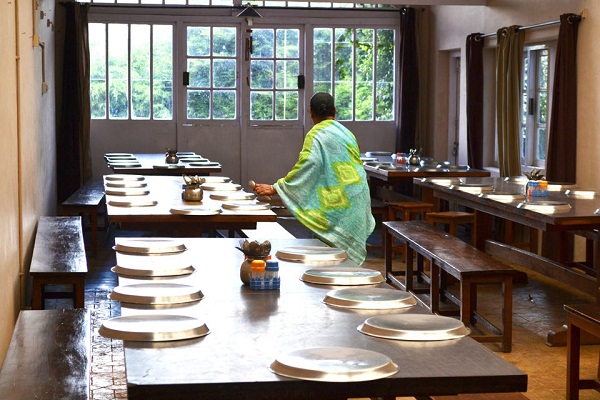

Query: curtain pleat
57 3 92 203
495 26 524 177
395 7 418 154
545 14 581 183
466 33 484 169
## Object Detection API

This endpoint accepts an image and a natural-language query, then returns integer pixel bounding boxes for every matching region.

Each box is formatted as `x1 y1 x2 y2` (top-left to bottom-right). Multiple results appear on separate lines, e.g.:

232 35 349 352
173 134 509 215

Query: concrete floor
48 224 600 400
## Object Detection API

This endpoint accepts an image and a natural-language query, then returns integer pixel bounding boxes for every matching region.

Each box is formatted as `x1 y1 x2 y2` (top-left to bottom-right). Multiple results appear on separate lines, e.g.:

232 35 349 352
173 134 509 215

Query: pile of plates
104 175 158 207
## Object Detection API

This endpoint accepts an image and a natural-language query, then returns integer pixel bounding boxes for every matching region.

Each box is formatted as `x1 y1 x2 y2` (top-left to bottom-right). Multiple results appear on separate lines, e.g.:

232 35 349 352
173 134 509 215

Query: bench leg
502 278 513 352
460 278 472 328
91 210 98 255
566 319 581 400
31 279 43 310
430 262 440 314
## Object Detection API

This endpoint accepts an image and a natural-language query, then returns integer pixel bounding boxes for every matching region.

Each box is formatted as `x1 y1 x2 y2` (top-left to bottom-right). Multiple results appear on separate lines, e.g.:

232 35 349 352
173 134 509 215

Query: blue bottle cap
266 260 279 271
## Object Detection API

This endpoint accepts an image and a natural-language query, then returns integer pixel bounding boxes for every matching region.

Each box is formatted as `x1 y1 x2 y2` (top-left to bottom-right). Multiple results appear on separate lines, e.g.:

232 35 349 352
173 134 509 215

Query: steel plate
378 165 408 171
99 315 209 342
112 254 195 277
547 182 577 191
111 264 195 279
565 189 598 199
418 167 446 172
105 188 150 196
200 176 232 183
365 151 393 157
269 347 398 382
277 246 348 263
105 153 134 157
221 202 271 211
301 267 384 285
210 192 257 201
358 314 470 341
517 200 572 213
360 156 378 162
179 157 207 162
201 183 242 191
105 174 146 181
170 207 222 215
444 165 470 171
106 156 137 162
420 177 462 186
109 162 142 168
503 176 528 182
323 288 416 309
108 199 158 207
105 181 148 188
114 238 187 255
109 283 203 305
176 152 196 156
479 192 525 203
449 184 494 194
189 162 221 167
153 164 185 169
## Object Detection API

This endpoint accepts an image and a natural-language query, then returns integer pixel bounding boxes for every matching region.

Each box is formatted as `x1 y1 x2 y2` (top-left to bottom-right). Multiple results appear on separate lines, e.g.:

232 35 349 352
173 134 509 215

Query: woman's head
309 92 336 119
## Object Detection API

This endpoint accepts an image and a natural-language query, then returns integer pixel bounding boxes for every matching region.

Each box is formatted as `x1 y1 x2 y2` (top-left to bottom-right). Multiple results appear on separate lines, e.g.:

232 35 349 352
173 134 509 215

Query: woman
253 92 375 264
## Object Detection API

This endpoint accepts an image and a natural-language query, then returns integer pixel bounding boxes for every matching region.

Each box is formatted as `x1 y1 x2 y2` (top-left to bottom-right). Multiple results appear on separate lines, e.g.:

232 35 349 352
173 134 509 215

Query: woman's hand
253 183 276 197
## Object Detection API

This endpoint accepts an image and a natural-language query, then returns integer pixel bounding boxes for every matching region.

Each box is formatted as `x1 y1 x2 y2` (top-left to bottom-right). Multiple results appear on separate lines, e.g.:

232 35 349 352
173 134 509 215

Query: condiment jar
250 260 266 290
265 260 280 290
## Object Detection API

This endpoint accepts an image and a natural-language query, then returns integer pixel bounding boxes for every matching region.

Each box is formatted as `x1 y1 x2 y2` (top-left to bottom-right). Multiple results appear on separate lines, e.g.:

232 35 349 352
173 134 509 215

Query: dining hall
1 0 600 399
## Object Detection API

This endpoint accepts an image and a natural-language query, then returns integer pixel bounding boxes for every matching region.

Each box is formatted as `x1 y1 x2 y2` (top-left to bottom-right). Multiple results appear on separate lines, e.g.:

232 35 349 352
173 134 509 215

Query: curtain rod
479 14 581 39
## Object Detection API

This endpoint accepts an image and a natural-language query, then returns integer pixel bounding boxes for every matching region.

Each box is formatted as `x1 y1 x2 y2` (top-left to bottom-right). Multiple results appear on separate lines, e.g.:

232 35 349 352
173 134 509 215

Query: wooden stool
368 198 388 255
387 201 434 260
426 211 475 244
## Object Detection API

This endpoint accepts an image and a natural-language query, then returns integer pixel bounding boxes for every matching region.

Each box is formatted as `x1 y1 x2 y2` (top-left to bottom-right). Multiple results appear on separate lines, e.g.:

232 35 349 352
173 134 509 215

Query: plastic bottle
265 260 280 290
250 260 266 290
539 180 548 197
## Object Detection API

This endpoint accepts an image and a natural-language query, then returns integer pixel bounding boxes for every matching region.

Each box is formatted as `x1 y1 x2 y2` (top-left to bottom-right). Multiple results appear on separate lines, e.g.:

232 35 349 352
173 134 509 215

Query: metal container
276 246 347 264
301 267 384 285
269 347 398 382
99 314 210 342
109 283 203 305
323 288 416 310
358 314 470 341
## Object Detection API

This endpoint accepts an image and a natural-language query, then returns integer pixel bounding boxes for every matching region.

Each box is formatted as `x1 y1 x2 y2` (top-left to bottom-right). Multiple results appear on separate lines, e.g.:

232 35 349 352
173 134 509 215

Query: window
521 46 549 167
250 28 300 121
89 23 173 120
186 26 237 120
313 27 395 121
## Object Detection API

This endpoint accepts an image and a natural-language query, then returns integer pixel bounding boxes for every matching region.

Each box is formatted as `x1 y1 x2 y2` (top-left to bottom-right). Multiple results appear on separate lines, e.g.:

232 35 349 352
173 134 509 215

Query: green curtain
495 26 524 177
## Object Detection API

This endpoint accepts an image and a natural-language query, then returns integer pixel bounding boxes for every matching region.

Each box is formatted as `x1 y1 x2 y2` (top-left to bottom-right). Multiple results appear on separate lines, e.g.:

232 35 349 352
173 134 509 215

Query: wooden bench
384 220 515 352
30 216 87 309
0 309 90 399
61 179 106 254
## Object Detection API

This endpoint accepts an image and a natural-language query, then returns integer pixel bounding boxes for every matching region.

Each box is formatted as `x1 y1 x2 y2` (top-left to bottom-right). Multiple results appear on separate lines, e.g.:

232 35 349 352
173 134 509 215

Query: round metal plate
105 181 148 188
109 162 142 168
105 153 134 157
179 157 208 162
153 164 185 169
358 314 470 341
323 288 416 309
222 202 271 211
360 156 378 162
565 189 597 199
269 347 398 382
210 192 256 201
99 315 210 342
420 177 461 186
112 254 195 277
189 162 221 167
301 267 384 285
176 152 196 156
114 238 187 255
449 184 494 194
277 246 348 264
108 199 158 207
170 207 222 215
105 174 146 181
200 176 232 183
111 264 195 279
109 283 203 305
201 183 242 191
517 201 572 213
547 182 577 191
365 151 393 157
105 188 150 196
479 192 526 203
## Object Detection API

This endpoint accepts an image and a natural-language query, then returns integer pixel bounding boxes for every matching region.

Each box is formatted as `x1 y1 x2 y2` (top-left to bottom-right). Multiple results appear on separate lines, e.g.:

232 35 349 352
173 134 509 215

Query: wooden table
415 177 600 299
108 153 222 175
116 237 527 400
565 303 600 399
105 175 277 236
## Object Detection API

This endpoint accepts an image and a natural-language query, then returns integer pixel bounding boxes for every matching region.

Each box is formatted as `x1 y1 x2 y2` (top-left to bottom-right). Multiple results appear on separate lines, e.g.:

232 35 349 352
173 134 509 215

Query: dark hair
309 92 335 118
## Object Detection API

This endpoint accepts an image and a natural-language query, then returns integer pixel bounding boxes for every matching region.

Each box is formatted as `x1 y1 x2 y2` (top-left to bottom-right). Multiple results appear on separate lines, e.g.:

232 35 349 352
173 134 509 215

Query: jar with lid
265 260 280 290
250 260 266 290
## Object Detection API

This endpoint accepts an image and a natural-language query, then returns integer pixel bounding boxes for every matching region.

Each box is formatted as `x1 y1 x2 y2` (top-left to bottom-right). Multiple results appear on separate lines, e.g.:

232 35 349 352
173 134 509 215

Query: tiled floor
65 224 600 400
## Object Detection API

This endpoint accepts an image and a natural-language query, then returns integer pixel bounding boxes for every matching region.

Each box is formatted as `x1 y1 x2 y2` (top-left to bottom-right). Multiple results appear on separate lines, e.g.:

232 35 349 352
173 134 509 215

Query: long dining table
113 237 527 400
106 152 222 175
415 176 600 299
105 175 277 236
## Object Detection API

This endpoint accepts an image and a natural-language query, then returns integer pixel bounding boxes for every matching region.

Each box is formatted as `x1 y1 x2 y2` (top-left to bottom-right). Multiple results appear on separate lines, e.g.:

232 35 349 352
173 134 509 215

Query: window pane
213 90 236 119
276 60 298 89
538 50 548 90
538 91 547 124
251 60 274 89
276 91 298 120
90 23 106 119
355 29 373 121
187 27 210 56
213 59 236 88
153 25 173 120
276 29 299 58
252 29 274 58
334 29 353 120
376 29 394 120
187 90 210 119
313 28 332 88
355 83 373 120
188 59 211 87
250 92 273 120
537 127 546 160
213 27 236 57
131 24 150 119
108 24 129 119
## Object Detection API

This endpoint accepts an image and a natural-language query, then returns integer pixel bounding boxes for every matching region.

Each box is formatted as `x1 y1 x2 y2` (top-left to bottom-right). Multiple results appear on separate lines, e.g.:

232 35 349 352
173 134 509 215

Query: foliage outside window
313 27 395 121
520 46 549 167
89 22 173 120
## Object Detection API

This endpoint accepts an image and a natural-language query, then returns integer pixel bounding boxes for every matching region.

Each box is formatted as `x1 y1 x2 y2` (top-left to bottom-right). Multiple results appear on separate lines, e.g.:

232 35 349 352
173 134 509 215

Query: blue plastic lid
266 260 279 271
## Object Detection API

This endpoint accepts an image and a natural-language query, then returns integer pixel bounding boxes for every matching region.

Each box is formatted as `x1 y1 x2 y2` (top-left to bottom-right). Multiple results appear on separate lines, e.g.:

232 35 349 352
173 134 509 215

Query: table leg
566 318 581 400
474 210 493 251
